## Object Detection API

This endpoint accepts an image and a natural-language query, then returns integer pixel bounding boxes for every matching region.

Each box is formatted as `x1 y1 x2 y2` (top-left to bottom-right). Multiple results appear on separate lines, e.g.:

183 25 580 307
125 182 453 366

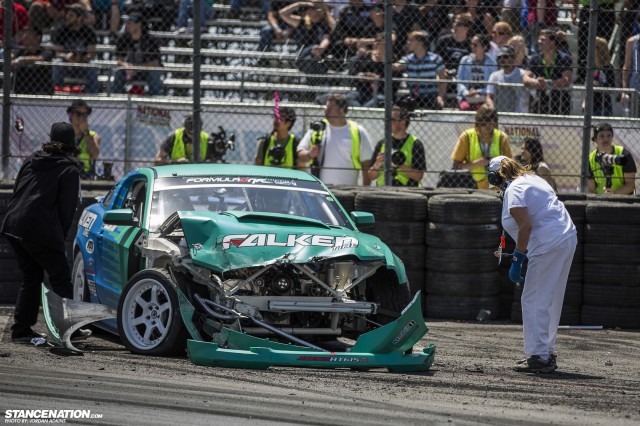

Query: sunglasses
492 31 507 36
73 111 90 118
470 43 480 47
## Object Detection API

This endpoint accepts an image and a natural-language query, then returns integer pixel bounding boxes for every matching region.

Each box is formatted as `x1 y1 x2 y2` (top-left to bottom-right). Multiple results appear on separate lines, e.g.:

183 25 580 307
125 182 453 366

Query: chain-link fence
1 0 639 193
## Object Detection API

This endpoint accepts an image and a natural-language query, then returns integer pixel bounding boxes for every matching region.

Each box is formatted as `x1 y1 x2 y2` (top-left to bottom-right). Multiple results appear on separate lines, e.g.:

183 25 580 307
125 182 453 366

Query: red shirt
0 3 29 41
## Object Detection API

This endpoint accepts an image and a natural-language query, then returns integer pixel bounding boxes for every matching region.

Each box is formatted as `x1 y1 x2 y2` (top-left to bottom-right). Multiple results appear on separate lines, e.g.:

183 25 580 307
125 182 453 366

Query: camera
391 150 406 168
268 145 286 165
596 151 626 167
206 126 235 163
310 121 326 132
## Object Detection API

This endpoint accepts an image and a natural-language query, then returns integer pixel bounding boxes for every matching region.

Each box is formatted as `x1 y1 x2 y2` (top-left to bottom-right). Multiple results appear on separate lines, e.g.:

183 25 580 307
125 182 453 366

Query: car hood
175 211 390 272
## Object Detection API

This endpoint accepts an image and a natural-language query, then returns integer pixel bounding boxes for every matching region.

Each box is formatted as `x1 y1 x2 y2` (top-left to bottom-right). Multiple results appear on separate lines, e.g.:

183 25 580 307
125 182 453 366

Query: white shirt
501 174 576 257
298 121 373 185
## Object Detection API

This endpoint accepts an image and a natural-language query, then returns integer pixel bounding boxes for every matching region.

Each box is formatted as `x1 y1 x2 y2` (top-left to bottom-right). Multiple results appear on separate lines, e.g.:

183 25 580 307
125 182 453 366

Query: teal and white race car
71 164 421 360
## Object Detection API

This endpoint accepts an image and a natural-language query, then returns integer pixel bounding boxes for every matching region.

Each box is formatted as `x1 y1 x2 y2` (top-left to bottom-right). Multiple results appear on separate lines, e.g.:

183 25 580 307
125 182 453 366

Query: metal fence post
124 96 133 175
580 0 599 192
1 0 14 179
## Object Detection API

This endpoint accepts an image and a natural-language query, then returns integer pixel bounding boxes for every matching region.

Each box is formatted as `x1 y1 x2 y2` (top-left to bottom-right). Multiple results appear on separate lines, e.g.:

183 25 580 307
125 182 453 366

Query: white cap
488 155 509 173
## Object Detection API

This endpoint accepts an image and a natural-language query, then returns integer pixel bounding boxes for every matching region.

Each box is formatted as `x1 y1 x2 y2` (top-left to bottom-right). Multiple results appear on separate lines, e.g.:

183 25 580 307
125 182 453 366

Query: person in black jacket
0 122 87 342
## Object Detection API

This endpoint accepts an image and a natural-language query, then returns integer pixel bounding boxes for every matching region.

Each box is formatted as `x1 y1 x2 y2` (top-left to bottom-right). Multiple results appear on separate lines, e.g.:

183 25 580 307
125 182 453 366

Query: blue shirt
400 52 445 97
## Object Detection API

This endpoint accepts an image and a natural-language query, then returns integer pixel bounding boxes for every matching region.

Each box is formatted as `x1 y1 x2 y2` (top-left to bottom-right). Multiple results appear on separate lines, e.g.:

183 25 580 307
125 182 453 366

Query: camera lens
310 121 326 132
391 150 406 166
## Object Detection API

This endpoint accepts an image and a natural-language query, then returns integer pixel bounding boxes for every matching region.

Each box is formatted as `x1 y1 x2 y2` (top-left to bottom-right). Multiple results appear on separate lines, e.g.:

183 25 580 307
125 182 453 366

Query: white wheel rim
72 256 86 301
121 278 173 351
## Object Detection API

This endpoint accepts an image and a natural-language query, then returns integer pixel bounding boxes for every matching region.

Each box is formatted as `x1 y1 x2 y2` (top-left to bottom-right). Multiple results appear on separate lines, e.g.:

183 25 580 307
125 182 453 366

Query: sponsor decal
86 258 95 274
221 234 359 250
392 320 417 345
136 105 171 127
87 279 97 296
85 239 95 255
184 177 297 186
79 211 97 230
297 356 368 363
103 224 117 232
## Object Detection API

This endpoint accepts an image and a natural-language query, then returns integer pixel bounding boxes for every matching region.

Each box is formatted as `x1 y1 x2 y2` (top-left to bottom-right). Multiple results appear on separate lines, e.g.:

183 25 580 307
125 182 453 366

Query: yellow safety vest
589 145 628 194
171 128 209 162
264 134 295 168
376 135 420 186
311 119 362 170
77 130 96 174
467 129 501 182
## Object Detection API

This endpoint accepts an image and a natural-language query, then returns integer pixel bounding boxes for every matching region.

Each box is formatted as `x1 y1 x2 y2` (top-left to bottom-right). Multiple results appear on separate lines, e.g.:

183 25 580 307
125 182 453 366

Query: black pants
7 237 72 334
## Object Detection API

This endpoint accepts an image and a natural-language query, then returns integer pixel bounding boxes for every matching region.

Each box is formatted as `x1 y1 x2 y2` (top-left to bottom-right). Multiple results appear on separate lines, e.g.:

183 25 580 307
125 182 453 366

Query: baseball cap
126 13 144 23
488 155 509 173
50 122 76 147
497 45 516 58
65 3 87 15
67 99 92 115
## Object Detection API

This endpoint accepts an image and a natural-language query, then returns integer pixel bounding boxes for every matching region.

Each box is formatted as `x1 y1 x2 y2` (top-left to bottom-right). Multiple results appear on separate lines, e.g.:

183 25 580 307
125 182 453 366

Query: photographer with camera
450 106 513 189
366 105 426 187
154 114 210 165
298 94 374 185
587 123 637 195
254 107 301 169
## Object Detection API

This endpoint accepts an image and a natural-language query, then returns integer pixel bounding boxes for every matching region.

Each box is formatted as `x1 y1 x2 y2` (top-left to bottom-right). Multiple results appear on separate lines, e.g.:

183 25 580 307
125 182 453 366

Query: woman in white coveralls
487 156 577 373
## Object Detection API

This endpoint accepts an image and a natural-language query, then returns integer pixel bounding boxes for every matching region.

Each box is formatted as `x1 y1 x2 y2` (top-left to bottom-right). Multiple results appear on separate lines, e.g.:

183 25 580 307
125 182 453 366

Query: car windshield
147 177 352 232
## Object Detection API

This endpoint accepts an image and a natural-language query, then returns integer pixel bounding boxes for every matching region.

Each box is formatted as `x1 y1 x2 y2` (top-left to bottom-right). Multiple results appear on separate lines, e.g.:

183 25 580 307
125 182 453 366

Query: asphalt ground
0 306 639 426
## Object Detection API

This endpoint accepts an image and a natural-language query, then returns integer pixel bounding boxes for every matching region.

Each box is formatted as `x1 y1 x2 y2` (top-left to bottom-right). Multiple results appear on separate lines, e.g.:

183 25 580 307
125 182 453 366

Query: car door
93 176 148 307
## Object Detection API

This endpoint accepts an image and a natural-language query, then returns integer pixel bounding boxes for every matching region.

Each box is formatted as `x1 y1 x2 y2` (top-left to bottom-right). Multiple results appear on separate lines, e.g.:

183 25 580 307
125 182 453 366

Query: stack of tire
0 189 21 304
425 193 502 320
511 200 586 325
354 191 428 305
582 201 640 328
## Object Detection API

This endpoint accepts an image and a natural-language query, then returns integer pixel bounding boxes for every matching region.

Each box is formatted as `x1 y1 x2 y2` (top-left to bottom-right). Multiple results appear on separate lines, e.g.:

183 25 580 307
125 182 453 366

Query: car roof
148 164 318 181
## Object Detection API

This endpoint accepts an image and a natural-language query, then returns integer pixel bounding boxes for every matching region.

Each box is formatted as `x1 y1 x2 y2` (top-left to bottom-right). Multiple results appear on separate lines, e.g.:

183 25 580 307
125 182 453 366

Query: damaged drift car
66 164 435 370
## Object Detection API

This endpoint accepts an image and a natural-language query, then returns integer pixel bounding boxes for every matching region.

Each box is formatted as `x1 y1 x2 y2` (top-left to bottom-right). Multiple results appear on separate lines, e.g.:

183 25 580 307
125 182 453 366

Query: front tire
117 268 188 355
72 252 89 302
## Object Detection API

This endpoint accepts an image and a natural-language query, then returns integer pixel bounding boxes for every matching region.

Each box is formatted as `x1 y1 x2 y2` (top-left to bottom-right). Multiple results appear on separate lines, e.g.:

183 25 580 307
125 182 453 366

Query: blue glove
509 249 527 283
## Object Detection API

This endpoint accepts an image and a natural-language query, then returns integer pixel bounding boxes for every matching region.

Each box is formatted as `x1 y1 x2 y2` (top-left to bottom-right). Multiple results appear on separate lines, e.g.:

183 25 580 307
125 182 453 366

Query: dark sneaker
11 328 47 343
549 354 558 370
70 328 92 341
513 355 556 373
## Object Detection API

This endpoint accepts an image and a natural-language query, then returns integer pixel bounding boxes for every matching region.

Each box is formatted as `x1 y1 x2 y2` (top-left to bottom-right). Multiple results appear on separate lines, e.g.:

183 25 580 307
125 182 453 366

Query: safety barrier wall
2 97 639 193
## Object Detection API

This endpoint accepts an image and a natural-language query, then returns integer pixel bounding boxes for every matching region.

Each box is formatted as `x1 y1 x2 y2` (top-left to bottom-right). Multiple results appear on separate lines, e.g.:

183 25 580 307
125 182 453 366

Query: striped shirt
400 52 445 97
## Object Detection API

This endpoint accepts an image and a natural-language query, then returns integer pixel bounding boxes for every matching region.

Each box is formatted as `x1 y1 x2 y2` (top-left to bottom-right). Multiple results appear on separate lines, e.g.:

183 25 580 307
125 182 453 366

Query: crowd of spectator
2 0 640 117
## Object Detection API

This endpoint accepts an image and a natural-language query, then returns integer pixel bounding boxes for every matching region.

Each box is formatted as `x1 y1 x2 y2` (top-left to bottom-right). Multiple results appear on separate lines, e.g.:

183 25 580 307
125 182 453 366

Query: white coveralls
501 174 577 358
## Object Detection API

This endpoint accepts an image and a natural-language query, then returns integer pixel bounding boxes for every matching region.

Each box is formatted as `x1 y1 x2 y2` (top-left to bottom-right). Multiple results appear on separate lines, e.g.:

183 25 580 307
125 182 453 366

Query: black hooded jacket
1 150 82 251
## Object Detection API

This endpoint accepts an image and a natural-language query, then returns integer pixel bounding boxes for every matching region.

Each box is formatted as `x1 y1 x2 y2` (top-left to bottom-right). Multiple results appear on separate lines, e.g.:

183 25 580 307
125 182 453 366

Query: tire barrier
1 181 639 330
425 193 501 320
581 201 640 328
354 191 428 303
0 190 20 304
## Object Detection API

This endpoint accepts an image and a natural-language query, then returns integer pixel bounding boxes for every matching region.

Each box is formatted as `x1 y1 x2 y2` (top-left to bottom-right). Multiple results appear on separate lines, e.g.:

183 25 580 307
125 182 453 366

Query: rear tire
117 268 188 355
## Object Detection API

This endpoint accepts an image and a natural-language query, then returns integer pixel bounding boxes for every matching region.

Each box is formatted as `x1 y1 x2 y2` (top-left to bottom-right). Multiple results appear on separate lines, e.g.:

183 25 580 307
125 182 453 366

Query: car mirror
350 211 374 226
104 208 136 226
